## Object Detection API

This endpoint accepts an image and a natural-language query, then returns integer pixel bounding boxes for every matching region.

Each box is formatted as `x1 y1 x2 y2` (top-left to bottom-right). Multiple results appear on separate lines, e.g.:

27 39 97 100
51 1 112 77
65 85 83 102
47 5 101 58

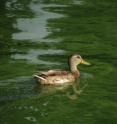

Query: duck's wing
46 70 69 76
35 70 53 76
36 70 69 77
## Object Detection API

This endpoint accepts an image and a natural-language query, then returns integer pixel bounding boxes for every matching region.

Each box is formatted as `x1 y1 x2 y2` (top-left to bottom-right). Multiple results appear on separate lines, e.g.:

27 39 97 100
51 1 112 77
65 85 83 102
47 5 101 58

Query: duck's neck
70 63 80 78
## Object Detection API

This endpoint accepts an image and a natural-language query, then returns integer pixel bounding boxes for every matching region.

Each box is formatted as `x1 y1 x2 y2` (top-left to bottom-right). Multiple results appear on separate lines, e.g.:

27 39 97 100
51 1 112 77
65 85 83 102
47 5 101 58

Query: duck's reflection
34 78 88 100
66 79 88 100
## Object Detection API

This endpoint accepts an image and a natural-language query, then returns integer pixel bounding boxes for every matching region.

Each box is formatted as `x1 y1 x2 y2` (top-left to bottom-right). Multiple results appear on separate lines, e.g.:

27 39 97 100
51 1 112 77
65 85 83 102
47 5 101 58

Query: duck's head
70 54 90 66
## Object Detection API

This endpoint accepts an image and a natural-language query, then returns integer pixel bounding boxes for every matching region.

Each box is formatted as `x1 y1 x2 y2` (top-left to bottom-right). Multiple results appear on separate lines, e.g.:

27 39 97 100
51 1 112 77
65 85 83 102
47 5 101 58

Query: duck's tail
33 75 46 81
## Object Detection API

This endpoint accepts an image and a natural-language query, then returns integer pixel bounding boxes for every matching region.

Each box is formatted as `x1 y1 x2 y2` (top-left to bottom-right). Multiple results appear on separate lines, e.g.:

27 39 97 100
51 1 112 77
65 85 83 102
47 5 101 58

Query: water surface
0 0 117 124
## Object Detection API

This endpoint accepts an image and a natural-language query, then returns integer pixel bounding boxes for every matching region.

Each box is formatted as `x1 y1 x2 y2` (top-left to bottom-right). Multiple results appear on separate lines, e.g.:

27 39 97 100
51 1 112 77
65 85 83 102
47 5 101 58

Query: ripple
73 0 83 5
81 72 93 79
11 49 66 65
0 76 31 84
24 116 37 122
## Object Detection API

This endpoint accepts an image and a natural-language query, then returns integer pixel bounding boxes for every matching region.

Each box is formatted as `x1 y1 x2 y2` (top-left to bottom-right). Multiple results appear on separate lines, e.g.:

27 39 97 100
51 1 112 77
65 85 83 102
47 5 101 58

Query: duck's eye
77 56 81 59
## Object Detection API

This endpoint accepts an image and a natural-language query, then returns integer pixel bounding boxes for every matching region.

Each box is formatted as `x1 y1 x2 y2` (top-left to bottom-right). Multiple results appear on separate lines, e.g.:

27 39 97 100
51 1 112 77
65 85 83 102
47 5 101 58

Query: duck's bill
81 59 91 65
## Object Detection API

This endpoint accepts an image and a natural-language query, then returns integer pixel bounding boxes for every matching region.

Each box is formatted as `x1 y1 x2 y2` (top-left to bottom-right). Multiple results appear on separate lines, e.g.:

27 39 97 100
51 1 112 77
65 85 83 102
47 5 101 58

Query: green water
0 0 117 124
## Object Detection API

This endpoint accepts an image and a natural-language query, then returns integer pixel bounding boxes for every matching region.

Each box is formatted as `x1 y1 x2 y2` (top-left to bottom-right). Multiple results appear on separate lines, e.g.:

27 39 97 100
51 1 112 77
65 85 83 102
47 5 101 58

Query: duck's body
34 54 90 85
34 70 77 84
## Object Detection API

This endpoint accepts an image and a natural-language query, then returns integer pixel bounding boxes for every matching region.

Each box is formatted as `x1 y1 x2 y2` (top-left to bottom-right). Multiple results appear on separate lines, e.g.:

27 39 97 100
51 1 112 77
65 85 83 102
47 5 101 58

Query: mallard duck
34 54 90 85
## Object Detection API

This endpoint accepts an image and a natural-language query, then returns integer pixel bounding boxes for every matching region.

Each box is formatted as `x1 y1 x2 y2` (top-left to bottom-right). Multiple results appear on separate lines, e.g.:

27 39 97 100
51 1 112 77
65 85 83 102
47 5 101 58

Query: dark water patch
0 59 37 80
84 54 117 66
0 76 36 104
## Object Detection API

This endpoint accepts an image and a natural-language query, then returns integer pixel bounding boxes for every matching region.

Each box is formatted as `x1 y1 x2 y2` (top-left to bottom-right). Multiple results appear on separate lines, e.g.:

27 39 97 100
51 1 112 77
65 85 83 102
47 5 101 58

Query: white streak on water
11 49 66 65
13 3 64 41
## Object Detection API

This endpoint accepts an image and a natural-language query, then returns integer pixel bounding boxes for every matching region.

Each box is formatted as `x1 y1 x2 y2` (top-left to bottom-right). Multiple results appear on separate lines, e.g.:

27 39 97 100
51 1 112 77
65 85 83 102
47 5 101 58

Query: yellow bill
81 59 91 65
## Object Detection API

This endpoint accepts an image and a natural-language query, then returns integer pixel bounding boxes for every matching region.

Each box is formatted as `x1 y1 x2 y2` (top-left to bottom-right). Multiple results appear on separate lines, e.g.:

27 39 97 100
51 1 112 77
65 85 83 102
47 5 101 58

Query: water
0 0 117 124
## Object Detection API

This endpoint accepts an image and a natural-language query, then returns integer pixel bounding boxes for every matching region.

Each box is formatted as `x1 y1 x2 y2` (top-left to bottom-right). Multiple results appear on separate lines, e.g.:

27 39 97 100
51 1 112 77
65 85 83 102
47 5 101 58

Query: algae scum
0 0 117 124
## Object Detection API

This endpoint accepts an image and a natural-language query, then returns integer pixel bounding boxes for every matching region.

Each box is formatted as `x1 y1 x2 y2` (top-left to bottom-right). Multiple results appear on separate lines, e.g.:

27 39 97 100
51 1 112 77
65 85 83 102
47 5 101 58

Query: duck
33 54 90 85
